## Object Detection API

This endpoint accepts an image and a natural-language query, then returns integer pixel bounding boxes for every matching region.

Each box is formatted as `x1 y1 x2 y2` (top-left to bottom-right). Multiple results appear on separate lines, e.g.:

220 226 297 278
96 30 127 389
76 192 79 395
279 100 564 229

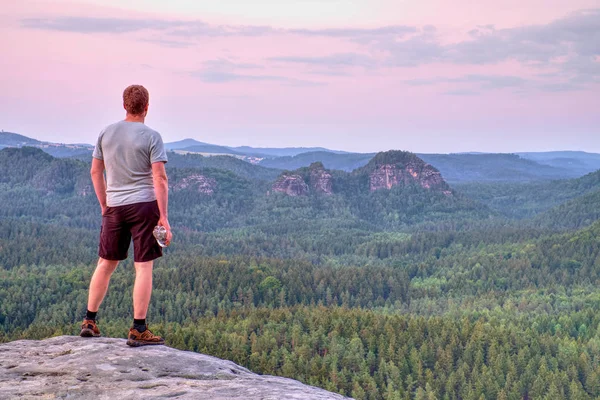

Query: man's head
123 85 149 116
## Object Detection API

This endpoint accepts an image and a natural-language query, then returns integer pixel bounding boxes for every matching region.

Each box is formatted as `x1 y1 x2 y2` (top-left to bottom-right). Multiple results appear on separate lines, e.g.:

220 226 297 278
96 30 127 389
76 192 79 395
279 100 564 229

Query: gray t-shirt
92 121 168 207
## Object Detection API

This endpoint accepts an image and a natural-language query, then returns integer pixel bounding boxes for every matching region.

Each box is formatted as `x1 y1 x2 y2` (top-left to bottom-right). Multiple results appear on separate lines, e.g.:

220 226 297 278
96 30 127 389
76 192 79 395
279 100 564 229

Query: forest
1 145 600 399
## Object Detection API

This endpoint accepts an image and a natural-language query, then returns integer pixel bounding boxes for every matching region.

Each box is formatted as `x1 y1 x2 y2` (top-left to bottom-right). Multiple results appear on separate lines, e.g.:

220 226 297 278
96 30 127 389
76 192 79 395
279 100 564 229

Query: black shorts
98 200 162 262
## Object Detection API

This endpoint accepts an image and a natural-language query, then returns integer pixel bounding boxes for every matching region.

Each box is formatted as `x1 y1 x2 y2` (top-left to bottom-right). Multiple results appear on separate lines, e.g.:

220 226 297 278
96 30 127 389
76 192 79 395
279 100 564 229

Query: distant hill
263 151 488 230
455 168 600 220
165 138 349 158
417 153 581 183
259 151 375 171
166 152 281 182
176 144 246 156
0 147 488 232
0 131 93 158
5 131 600 184
517 151 600 176
164 138 209 150
535 189 600 229
231 146 350 157
0 132 41 148
530 169 600 229
259 152 585 183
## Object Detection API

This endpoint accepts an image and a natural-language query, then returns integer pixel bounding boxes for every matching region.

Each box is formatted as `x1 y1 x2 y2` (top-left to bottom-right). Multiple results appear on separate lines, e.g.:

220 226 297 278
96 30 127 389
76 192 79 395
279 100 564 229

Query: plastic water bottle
153 226 168 247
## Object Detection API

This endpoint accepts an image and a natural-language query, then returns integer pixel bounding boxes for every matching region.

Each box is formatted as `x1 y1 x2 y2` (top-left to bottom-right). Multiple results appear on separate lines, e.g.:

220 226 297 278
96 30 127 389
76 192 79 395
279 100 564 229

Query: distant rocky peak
272 174 309 196
366 151 451 194
309 163 333 195
171 174 217 195
309 161 326 170
271 162 334 197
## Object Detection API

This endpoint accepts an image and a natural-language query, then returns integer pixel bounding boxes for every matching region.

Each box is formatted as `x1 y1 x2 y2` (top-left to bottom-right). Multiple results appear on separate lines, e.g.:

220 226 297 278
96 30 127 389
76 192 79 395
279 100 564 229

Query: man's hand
91 158 108 217
158 217 173 246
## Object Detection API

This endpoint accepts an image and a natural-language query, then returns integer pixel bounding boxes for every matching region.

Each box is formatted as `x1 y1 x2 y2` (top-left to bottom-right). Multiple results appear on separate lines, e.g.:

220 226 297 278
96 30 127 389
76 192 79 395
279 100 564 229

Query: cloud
443 89 480 96
269 53 376 68
371 9 599 89
190 70 323 86
539 82 584 92
20 9 600 92
20 16 414 40
288 25 416 38
202 58 263 70
21 17 182 33
190 57 322 86
140 38 196 48
406 74 526 89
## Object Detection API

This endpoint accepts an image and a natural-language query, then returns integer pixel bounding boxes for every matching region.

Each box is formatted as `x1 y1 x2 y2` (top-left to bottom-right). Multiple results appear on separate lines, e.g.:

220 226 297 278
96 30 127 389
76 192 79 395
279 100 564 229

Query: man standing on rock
80 85 173 347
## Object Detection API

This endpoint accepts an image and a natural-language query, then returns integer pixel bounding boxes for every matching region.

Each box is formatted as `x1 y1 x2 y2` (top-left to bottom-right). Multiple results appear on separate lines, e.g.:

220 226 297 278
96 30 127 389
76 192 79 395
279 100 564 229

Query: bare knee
134 261 154 273
96 258 119 275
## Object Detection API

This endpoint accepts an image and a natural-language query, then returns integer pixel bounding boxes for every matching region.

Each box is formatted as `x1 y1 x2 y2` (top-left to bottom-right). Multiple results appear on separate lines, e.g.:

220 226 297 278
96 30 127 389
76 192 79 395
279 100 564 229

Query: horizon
1 1 599 153
3 130 600 156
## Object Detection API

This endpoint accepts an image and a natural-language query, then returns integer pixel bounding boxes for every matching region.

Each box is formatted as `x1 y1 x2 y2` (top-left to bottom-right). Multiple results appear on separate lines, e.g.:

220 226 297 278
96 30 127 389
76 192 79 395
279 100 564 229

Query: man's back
93 120 167 207
83 84 171 347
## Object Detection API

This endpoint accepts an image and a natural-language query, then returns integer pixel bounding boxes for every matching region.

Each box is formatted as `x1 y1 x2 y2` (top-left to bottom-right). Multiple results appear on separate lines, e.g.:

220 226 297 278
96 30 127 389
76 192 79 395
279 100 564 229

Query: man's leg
133 260 153 319
81 257 119 337
87 257 119 312
127 260 164 346
126 201 164 346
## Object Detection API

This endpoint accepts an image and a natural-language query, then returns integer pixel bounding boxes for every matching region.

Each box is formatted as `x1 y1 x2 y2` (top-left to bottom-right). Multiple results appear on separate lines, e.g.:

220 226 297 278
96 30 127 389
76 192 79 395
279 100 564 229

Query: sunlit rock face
364 151 451 195
369 162 446 192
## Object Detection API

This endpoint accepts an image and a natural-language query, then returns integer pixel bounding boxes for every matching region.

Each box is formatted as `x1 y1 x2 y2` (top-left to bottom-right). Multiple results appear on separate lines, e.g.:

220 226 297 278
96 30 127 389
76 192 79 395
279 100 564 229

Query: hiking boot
80 319 101 337
126 327 165 347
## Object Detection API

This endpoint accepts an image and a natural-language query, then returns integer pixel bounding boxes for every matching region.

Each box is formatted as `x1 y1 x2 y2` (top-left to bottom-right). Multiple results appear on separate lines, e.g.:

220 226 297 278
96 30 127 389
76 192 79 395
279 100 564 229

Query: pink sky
1 0 599 153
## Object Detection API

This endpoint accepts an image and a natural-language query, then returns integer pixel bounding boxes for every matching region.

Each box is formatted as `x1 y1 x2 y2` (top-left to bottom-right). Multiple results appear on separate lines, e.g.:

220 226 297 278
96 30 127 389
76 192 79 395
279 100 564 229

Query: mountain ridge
3 131 599 183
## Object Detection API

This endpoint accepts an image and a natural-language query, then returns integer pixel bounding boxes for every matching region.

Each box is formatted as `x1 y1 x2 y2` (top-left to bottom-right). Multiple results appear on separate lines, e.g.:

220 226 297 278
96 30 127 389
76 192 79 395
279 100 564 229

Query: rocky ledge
0 336 349 400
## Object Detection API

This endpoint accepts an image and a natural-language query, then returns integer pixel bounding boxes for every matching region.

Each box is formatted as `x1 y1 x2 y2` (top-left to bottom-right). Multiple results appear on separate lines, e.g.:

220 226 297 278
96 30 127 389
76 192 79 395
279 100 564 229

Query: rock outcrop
365 151 451 195
271 174 309 196
271 163 334 197
0 336 349 400
309 162 333 195
171 174 217 195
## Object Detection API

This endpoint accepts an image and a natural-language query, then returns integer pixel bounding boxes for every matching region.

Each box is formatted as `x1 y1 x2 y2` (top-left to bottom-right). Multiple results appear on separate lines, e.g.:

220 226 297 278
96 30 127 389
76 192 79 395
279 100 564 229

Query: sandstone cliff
309 162 334 195
363 151 452 195
270 151 452 197
271 162 334 196
170 174 217 195
0 336 350 400
271 174 310 196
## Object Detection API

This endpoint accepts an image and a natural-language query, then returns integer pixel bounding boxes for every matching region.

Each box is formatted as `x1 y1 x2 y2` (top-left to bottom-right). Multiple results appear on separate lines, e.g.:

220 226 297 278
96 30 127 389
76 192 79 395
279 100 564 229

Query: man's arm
152 161 172 246
91 158 108 215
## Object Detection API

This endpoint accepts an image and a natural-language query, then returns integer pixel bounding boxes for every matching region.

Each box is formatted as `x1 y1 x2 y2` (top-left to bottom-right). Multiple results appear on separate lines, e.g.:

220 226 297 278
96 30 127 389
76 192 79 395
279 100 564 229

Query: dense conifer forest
1 146 600 399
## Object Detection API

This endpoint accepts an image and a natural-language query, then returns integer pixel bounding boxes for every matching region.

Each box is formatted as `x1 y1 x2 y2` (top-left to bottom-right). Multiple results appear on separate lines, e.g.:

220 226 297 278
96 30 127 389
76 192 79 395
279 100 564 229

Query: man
80 85 173 347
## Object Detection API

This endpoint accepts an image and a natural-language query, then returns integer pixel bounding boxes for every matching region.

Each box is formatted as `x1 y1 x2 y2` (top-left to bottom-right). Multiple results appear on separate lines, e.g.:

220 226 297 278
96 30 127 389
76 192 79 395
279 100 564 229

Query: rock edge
0 335 350 400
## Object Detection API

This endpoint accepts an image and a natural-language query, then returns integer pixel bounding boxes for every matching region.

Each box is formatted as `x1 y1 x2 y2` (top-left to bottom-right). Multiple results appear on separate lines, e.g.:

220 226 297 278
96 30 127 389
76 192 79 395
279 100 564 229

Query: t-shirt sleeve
92 130 104 160
150 132 168 164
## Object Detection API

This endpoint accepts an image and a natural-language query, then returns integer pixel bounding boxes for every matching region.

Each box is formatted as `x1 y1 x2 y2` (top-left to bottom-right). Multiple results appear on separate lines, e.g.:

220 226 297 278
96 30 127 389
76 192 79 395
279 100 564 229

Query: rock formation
271 174 309 196
309 162 333 195
171 174 217 195
0 336 350 400
366 151 451 194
